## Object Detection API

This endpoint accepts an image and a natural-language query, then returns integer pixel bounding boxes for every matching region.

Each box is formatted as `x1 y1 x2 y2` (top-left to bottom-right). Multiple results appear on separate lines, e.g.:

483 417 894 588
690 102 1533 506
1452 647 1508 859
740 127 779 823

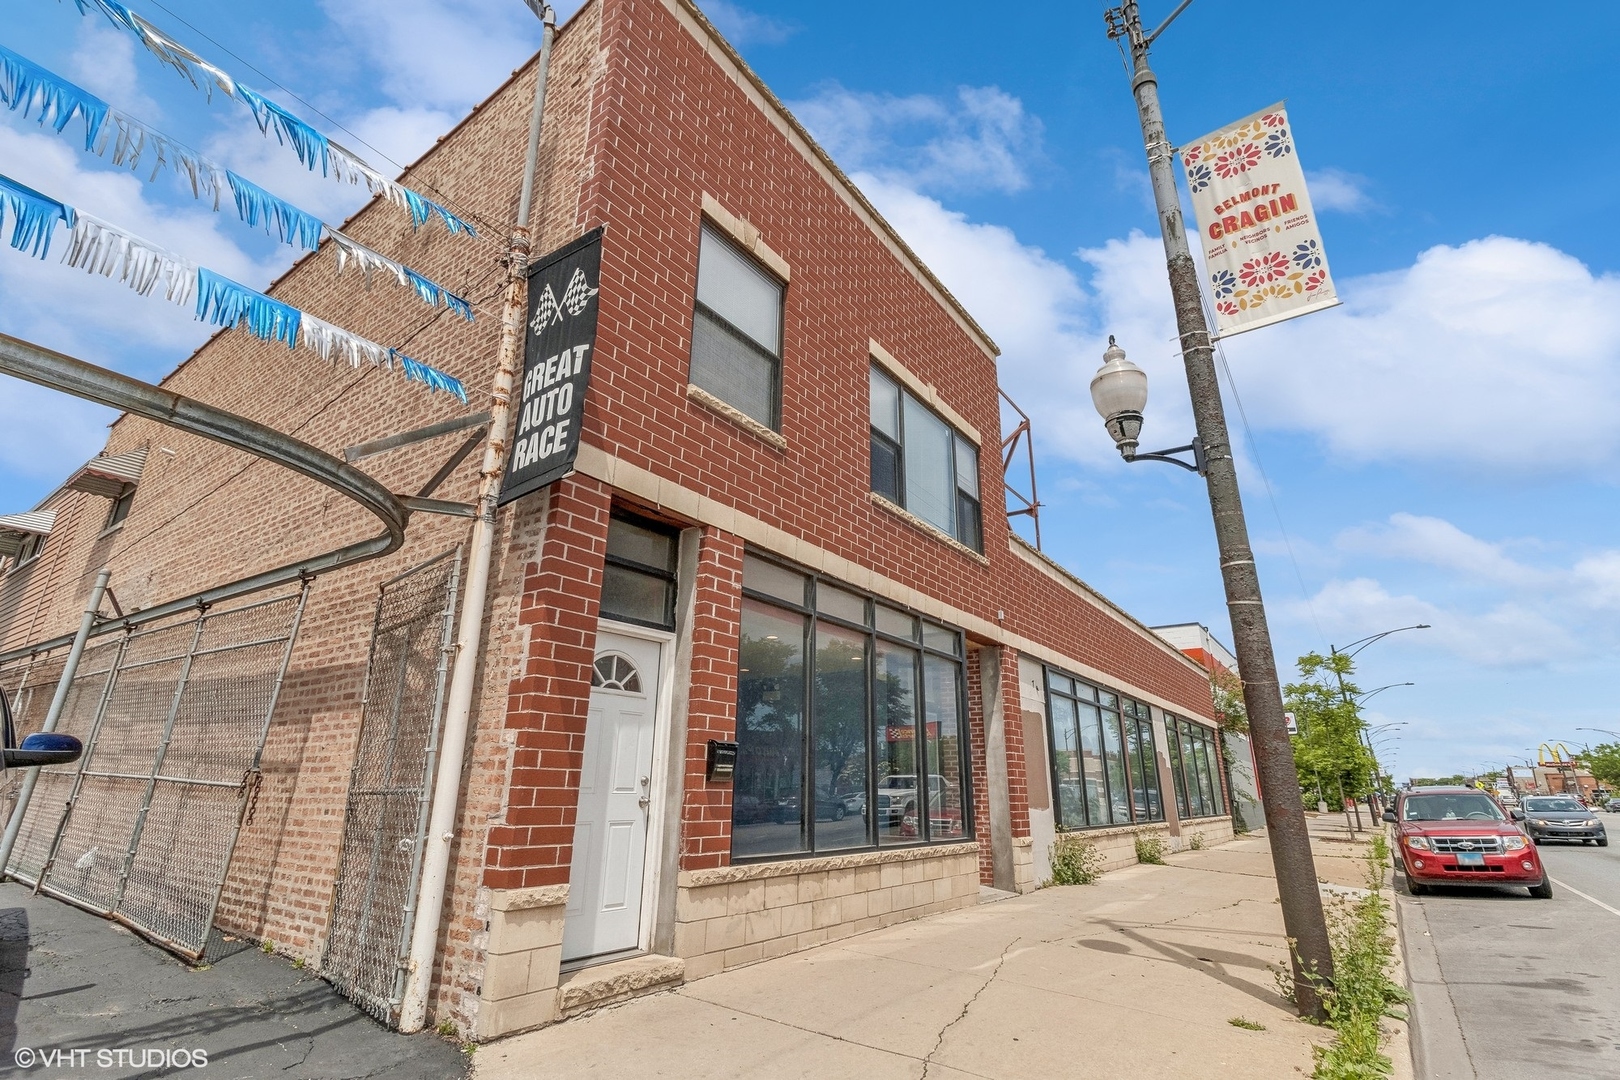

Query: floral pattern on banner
1182 103 1337 335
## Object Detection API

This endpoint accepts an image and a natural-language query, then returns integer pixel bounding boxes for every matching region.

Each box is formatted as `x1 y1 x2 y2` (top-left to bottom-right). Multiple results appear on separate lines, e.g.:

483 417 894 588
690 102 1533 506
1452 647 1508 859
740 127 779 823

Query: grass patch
1227 1016 1266 1031
1134 833 1166 865
1308 838 1409 1080
1048 834 1105 885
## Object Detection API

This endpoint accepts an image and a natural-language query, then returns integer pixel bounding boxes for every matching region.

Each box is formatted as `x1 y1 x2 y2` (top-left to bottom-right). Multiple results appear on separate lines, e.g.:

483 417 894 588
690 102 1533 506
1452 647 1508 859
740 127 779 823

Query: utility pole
1104 0 1334 1016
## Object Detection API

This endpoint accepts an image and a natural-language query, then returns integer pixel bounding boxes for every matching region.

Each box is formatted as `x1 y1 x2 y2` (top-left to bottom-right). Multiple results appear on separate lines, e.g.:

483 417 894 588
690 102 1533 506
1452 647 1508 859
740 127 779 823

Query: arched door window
591 653 643 693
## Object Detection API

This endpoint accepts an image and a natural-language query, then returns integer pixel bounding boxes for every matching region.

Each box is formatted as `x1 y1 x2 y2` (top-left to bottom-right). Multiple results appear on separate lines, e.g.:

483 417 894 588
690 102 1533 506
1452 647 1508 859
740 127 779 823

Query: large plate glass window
1045 669 1163 829
600 511 679 630
691 225 784 430
868 366 982 552
731 552 973 860
1169 717 1225 819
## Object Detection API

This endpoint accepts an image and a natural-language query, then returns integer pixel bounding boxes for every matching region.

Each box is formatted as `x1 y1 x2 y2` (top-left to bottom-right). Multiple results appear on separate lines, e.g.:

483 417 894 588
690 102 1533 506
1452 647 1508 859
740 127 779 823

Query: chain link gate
2 587 309 960
322 549 460 1026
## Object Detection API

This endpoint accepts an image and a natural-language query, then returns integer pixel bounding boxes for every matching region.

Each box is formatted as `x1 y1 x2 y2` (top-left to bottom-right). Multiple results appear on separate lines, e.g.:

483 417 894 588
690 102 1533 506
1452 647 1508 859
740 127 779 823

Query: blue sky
4 0 1620 780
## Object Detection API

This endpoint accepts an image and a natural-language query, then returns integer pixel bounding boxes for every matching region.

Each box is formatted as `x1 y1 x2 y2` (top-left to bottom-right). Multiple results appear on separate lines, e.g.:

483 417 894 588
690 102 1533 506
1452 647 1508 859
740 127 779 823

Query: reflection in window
874 640 919 845
813 622 869 850
1047 671 1163 829
731 553 972 860
1169 717 1225 819
732 599 806 858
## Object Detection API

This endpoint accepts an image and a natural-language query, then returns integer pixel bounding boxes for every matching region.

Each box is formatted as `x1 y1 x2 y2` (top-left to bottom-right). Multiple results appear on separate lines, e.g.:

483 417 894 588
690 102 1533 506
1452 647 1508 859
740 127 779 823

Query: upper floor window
690 225 784 430
13 531 46 567
869 366 982 551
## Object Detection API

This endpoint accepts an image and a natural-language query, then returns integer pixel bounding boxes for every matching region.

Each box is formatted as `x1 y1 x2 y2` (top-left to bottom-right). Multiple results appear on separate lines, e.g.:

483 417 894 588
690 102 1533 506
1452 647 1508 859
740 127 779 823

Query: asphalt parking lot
0 882 468 1080
1398 812 1620 1080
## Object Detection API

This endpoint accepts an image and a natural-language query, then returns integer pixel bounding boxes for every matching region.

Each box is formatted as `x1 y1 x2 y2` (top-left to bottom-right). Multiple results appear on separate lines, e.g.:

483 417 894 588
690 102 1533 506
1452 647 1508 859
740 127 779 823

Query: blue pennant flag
196 268 301 349
225 172 323 249
0 45 109 150
0 175 74 259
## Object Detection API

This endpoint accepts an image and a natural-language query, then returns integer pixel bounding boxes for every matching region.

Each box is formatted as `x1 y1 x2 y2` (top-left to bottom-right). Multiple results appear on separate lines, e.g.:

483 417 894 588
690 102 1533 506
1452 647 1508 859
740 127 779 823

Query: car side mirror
1381 809 1396 823
1510 809 1525 821
3 732 84 768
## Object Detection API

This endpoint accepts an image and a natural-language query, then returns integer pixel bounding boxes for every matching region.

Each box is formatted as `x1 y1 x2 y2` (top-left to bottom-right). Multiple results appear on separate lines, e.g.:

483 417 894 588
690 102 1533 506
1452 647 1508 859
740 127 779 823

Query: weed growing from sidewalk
1188 832 1206 851
1047 834 1105 885
1308 839 1409 1080
1134 834 1166 865
1227 1016 1266 1031
260 939 274 954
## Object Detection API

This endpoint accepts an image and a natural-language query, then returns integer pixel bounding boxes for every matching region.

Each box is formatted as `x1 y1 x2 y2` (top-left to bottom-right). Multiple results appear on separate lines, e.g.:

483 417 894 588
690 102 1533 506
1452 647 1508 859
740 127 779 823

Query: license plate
1456 852 1486 867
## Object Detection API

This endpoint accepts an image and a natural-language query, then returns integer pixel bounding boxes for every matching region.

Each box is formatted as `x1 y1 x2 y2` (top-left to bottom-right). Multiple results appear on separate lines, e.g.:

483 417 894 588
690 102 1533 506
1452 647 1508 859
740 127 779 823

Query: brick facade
1 0 1229 1039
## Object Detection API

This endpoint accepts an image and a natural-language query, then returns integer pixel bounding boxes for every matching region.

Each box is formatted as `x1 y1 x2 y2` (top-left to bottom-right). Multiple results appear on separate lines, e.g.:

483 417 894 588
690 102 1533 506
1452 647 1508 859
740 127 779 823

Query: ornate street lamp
1090 338 1204 473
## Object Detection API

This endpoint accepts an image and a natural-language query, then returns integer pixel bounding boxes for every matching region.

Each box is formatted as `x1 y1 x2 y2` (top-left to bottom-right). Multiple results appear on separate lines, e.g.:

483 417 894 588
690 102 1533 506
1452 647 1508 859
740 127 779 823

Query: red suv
1385 786 1551 898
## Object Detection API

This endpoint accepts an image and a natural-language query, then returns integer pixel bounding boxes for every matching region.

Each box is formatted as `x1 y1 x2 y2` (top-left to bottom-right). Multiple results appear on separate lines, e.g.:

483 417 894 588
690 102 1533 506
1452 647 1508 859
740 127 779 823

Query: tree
1286 651 1375 806
1585 742 1620 789
1211 666 1248 734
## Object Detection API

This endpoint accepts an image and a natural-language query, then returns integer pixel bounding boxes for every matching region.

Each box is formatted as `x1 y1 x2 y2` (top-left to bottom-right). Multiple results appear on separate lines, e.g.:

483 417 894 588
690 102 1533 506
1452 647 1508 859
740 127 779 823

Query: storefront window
731 552 973 860
1168 716 1225 819
1046 670 1163 829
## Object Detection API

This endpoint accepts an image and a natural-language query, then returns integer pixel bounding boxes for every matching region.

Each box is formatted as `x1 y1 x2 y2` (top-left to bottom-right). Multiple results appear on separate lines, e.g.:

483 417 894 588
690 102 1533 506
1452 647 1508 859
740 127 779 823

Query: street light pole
1330 627 1427 820
1104 0 1333 1016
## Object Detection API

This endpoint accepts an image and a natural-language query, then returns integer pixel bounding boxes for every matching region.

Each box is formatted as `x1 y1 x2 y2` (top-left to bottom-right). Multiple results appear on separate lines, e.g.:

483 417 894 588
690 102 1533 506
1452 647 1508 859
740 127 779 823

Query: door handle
638 795 650 809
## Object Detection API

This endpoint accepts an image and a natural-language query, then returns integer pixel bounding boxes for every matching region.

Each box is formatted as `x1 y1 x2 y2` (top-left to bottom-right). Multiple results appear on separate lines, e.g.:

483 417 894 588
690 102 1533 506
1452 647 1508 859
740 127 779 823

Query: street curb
1390 864 1478 1079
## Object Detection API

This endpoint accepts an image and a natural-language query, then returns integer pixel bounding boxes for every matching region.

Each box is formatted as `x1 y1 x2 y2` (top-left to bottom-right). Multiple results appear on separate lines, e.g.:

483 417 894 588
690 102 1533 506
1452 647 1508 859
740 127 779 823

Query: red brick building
0 0 1230 1040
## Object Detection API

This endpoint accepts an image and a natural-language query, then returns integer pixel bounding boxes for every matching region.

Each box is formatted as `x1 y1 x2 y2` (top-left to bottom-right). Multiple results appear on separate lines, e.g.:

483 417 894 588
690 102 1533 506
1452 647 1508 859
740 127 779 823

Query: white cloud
1295 577 1576 669
68 20 163 122
699 0 798 46
1337 512 1544 588
795 85 1044 195
316 0 548 114
1305 167 1375 213
1219 236 1620 474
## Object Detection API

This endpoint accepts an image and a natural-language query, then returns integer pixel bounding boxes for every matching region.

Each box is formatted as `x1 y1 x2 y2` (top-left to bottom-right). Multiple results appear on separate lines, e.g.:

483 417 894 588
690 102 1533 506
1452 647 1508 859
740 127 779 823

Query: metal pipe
0 332 409 665
0 568 110 876
397 3 556 1033
1110 0 1333 1016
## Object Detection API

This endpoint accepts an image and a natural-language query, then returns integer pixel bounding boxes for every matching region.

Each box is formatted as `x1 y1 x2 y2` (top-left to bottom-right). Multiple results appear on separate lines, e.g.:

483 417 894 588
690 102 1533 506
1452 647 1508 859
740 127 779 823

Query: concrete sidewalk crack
919 935 1019 1079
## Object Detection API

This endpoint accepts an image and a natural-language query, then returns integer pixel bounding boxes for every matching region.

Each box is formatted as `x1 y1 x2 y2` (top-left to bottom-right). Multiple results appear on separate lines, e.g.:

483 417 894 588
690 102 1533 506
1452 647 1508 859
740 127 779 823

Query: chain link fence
322 550 460 1026
2 588 308 960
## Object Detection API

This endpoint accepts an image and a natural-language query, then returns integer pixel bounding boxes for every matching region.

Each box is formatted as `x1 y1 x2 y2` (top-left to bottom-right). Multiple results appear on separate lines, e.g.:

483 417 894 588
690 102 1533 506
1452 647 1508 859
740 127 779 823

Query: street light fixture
1576 727 1620 741
1358 683 1414 705
1090 338 1205 472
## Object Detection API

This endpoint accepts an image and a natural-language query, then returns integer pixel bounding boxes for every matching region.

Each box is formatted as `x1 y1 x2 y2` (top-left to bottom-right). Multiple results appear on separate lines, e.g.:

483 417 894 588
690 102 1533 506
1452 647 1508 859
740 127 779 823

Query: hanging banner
1181 103 1340 338
498 228 603 505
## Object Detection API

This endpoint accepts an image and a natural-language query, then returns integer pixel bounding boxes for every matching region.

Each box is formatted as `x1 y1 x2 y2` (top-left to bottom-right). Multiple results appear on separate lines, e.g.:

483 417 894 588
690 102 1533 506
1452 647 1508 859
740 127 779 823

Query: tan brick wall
672 844 979 981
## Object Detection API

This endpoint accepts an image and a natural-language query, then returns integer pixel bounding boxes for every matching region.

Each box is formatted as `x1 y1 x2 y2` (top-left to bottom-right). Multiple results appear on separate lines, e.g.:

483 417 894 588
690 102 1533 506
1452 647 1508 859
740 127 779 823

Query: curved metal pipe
0 331 410 660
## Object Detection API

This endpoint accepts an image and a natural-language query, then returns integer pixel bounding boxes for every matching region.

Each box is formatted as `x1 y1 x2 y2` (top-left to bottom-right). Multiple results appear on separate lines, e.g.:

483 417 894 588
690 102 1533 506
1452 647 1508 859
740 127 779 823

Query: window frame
732 549 975 862
868 364 983 552
1044 666 1165 830
1168 716 1226 820
12 530 46 568
690 224 787 432
599 509 680 632
103 484 136 532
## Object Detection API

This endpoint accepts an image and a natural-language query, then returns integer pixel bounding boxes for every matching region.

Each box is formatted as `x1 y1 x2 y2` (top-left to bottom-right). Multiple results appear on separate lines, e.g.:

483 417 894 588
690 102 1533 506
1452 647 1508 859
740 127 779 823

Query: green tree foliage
1408 775 1467 788
1585 742 1620 788
1287 652 1376 804
1211 666 1248 734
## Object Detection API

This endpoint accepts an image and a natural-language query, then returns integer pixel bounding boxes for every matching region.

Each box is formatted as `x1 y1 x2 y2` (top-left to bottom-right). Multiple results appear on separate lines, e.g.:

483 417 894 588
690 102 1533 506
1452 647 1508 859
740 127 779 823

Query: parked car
867 774 946 830
1384 786 1550 898
1520 796 1608 846
1606 798 1620 814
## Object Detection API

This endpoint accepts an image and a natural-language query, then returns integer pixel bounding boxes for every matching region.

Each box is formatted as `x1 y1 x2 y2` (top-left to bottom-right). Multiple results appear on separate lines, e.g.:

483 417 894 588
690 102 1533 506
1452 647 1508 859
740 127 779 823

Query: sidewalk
475 829 1407 1080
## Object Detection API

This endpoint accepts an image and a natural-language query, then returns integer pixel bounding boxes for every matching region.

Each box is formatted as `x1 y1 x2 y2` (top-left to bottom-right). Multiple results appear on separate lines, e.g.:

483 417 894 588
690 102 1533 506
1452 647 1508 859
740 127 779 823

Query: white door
562 631 662 962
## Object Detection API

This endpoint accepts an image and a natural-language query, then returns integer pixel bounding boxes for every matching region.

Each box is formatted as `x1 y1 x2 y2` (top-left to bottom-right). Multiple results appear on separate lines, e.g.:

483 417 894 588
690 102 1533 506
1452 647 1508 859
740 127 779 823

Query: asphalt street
0 882 468 1080
1401 813 1620 1079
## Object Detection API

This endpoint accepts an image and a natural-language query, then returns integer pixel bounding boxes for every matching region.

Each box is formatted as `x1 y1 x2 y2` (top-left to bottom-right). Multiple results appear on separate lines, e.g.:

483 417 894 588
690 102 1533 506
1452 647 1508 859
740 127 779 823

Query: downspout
397 2 556 1034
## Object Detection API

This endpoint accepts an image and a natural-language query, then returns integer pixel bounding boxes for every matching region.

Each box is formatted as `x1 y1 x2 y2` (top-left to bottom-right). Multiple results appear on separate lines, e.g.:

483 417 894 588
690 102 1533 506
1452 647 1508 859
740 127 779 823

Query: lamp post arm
1124 437 1205 473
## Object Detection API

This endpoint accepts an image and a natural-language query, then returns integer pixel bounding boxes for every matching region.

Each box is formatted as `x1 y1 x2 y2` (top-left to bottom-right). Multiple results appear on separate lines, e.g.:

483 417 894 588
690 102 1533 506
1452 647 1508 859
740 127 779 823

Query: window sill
680 840 980 888
686 384 787 451
95 522 125 542
868 492 989 565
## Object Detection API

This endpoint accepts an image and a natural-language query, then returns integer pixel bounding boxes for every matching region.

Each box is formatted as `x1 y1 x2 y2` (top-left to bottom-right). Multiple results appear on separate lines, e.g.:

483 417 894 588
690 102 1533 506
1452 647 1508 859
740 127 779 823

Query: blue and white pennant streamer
0 174 467 402
0 45 473 321
70 0 476 236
